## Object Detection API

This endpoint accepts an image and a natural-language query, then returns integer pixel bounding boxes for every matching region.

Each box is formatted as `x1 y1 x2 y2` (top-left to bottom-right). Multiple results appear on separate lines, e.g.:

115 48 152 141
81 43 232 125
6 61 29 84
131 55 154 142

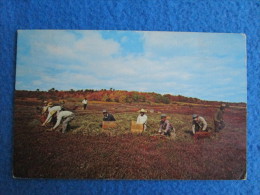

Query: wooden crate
102 121 117 129
194 131 211 139
131 121 144 133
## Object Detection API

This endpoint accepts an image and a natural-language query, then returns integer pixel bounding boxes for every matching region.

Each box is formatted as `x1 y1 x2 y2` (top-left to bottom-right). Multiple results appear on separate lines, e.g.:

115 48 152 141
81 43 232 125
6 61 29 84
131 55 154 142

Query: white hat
47 102 53 107
139 108 147 113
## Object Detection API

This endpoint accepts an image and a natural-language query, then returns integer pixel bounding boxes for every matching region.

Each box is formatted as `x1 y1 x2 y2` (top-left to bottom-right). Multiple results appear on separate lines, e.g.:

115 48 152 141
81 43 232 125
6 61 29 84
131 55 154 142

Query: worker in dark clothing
102 109 116 121
214 104 226 132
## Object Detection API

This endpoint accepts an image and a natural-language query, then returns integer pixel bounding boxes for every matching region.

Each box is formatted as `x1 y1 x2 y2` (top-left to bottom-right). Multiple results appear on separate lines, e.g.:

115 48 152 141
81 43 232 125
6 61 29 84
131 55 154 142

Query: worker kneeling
192 114 208 135
50 110 75 133
158 114 175 137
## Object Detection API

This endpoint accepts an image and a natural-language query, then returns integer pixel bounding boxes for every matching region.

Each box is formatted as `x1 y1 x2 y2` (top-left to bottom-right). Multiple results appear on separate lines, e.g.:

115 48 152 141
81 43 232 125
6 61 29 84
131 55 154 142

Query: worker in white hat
136 108 148 131
41 102 62 127
50 110 75 133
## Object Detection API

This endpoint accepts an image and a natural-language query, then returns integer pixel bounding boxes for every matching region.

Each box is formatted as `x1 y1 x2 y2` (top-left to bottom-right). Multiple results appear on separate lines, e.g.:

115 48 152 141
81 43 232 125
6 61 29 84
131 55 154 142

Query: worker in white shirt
82 98 88 110
192 114 208 135
136 108 148 131
41 102 62 126
51 110 75 133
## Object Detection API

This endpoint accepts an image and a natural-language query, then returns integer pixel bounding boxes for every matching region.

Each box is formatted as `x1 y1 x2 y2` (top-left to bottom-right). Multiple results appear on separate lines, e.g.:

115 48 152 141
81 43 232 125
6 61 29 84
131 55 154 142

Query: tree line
16 88 246 107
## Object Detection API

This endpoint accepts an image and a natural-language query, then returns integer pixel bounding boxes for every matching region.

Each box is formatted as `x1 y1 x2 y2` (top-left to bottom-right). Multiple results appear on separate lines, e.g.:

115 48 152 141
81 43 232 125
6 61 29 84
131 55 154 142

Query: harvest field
13 97 246 180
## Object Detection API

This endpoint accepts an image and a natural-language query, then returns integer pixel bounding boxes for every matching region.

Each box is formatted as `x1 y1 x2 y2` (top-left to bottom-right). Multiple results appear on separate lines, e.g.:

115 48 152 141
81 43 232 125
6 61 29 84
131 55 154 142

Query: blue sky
16 30 247 102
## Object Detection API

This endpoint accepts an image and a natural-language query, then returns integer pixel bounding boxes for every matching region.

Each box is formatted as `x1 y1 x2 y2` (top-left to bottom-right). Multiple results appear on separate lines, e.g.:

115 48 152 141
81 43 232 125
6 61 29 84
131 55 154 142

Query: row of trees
23 89 170 104
36 88 116 93
89 91 147 103
17 88 244 106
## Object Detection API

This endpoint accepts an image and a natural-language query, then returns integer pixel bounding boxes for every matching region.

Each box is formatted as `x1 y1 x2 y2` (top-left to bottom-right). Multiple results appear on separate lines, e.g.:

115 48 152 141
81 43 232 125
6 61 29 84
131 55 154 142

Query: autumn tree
118 95 127 103
162 95 170 104
126 95 133 103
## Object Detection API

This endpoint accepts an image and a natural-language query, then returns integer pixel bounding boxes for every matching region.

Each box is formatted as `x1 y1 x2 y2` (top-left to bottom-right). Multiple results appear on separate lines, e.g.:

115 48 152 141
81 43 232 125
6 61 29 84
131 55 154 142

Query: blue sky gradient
16 30 247 102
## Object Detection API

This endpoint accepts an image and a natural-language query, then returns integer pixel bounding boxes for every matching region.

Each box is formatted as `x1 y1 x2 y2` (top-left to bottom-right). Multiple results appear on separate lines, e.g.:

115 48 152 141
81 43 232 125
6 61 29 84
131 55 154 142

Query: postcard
13 30 246 179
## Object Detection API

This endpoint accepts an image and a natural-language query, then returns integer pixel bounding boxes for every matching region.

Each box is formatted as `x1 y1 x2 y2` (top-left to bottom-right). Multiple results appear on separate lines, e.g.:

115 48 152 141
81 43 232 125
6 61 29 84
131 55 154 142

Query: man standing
192 114 208 135
158 114 175 136
214 104 226 132
41 102 62 126
82 98 88 110
102 109 116 121
137 108 148 131
51 110 75 133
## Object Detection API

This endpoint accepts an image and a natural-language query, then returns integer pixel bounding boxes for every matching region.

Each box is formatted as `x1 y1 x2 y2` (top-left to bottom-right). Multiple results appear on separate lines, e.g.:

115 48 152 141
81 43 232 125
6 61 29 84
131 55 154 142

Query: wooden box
194 131 211 139
131 121 144 133
102 121 117 129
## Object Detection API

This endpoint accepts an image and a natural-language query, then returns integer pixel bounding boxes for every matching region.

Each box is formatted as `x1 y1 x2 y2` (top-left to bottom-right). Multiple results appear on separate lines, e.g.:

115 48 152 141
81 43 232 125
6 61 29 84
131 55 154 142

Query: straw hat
139 108 147 113
47 102 53 107
102 109 107 113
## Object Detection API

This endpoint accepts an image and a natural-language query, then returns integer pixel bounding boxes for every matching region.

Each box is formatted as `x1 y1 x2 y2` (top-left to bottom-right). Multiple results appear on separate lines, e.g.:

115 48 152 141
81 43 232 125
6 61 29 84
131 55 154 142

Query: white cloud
16 30 247 102
74 33 120 57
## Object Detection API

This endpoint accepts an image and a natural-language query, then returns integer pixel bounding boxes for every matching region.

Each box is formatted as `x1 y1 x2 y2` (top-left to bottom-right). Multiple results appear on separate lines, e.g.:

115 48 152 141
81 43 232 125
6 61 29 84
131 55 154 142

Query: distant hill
15 89 246 107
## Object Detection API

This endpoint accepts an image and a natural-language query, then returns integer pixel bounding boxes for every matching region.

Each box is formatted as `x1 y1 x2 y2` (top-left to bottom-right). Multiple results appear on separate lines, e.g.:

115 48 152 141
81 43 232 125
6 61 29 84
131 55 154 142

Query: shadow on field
184 130 193 135
66 125 80 133
70 125 80 129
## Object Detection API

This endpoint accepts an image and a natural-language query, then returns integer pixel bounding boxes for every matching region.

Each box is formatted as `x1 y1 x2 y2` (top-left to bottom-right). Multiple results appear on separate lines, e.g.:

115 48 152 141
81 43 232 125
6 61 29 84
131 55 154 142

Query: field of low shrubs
71 111 215 142
13 98 246 179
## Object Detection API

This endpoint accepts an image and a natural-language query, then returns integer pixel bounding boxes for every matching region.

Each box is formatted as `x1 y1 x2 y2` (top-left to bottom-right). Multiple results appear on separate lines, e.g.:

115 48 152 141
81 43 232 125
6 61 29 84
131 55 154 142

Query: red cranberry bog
13 30 247 180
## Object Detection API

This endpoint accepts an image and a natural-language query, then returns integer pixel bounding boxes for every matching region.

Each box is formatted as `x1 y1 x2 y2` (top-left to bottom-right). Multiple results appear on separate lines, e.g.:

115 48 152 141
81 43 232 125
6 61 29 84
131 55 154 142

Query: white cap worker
136 108 148 131
102 109 116 121
50 110 75 133
192 114 208 135
158 114 175 136
41 102 62 127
